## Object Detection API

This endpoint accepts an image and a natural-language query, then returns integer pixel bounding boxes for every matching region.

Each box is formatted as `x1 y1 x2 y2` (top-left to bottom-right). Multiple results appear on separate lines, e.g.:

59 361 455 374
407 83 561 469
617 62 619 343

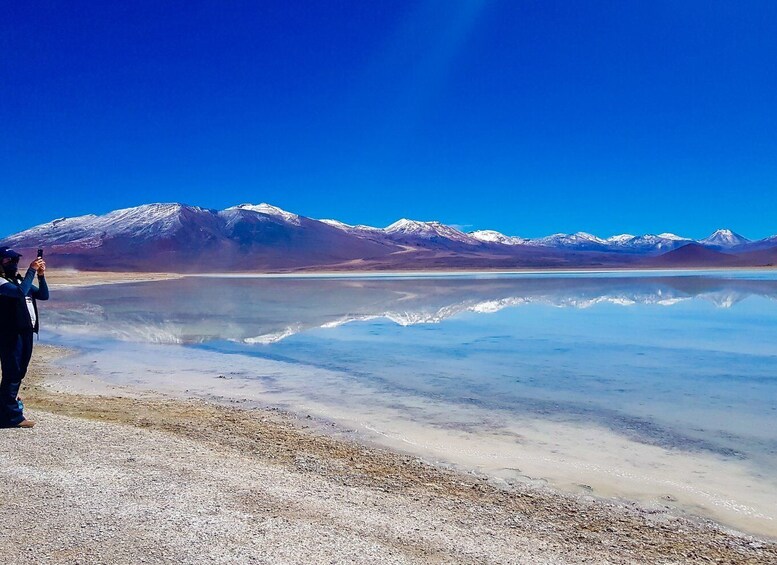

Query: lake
42 270 777 536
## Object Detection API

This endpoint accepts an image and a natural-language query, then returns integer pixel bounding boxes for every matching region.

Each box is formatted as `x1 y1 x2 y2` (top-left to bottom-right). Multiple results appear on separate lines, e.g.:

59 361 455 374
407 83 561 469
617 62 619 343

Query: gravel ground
0 346 774 564
1 411 567 564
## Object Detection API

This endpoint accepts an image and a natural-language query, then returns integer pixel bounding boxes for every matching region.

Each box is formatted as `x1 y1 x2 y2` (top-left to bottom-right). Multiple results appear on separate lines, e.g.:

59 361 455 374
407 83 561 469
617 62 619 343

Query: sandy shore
0 345 772 564
42 270 182 287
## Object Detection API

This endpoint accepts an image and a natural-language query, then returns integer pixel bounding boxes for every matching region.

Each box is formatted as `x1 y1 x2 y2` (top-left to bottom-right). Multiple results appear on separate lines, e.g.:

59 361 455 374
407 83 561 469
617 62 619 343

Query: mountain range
2 202 776 272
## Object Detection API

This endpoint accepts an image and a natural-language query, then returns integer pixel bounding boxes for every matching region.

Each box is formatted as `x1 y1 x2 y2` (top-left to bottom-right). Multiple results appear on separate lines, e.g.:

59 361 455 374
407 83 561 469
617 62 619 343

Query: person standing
0 247 48 428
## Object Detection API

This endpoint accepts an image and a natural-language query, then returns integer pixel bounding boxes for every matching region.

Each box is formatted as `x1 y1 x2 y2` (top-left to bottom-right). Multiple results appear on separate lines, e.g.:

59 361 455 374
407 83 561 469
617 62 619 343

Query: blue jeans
0 331 34 427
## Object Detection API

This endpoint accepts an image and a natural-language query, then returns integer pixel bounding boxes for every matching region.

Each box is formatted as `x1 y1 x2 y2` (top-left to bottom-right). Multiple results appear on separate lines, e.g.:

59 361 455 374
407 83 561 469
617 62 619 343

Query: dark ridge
643 243 743 268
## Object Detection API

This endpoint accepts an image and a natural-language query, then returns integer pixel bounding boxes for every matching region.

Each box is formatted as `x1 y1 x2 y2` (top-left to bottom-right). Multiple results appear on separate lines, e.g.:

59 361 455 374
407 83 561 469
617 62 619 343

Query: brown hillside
644 243 743 267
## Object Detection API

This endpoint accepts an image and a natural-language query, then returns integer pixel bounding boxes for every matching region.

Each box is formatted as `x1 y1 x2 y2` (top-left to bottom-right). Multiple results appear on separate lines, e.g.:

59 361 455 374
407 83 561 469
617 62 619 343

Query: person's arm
33 272 49 300
19 268 36 295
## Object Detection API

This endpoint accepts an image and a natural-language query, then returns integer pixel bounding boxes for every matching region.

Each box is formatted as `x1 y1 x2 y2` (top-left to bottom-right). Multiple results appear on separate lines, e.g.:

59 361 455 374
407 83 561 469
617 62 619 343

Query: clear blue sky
2 1 776 239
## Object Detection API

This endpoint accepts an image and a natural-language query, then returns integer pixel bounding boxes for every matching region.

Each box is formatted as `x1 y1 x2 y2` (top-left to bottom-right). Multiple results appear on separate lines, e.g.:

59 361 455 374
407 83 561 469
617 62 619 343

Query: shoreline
2 343 774 563
48 337 777 539
42 265 777 286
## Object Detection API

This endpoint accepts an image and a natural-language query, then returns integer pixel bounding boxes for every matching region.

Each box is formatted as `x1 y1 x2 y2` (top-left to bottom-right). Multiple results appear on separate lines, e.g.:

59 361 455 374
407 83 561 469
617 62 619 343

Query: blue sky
2 1 776 239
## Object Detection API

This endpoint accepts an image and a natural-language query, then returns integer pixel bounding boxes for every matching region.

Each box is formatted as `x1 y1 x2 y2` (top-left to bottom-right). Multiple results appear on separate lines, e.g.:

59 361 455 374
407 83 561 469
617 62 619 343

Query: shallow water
43 271 777 535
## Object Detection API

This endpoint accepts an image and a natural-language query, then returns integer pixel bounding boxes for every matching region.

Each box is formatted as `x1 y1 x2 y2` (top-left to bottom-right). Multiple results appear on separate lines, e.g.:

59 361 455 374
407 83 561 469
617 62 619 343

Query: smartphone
37 248 43 259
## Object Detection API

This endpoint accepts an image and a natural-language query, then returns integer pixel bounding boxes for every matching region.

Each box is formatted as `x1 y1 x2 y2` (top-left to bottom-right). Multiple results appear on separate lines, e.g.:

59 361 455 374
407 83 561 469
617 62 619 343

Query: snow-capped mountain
319 219 383 237
385 219 477 243
532 232 608 250
699 229 750 249
602 233 692 253
470 230 529 245
2 202 775 271
606 234 637 245
500 231 692 253
2 202 397 271
383 219 481 248
227 203 302 225
4 203 227 261
8 203 221 244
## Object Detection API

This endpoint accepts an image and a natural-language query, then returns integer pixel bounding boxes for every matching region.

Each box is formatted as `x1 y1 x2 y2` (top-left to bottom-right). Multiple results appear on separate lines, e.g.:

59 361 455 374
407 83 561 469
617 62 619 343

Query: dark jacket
0 268 49 334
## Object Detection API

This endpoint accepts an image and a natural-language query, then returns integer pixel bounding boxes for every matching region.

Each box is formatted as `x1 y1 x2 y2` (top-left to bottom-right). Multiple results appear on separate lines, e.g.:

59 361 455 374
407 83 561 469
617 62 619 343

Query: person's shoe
16 419 35 428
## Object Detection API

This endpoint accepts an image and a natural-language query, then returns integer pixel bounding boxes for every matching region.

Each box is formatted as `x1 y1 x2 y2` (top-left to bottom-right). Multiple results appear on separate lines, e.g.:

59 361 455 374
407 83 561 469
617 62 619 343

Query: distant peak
606 234 636 242
117 202 181 212
700 228 750 247
106 202 202 220
470 230 526 245
386 218 461 232
385 218 429 231
230 203 301 224
572 232 605 242
320 219 351 228
320 219 380 232
470 229 506 237
384 218 477 245
656 233 688 241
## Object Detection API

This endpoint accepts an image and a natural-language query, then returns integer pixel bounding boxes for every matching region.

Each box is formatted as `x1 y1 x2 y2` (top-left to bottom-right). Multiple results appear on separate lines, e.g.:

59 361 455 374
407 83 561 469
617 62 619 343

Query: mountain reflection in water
45 273 777 344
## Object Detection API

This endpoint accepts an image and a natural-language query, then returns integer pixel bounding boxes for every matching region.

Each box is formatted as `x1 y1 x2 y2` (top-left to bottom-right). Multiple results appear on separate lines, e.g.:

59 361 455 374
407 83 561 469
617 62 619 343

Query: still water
43 271 777 535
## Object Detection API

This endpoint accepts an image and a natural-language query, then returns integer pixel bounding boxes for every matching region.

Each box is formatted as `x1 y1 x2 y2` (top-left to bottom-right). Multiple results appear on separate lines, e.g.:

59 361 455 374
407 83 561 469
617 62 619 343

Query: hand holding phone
33 249 45 275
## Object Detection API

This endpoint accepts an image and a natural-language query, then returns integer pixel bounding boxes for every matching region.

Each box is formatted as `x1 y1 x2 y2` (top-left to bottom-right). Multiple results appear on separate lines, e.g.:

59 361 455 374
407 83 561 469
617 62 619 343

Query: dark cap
0 246 22 260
